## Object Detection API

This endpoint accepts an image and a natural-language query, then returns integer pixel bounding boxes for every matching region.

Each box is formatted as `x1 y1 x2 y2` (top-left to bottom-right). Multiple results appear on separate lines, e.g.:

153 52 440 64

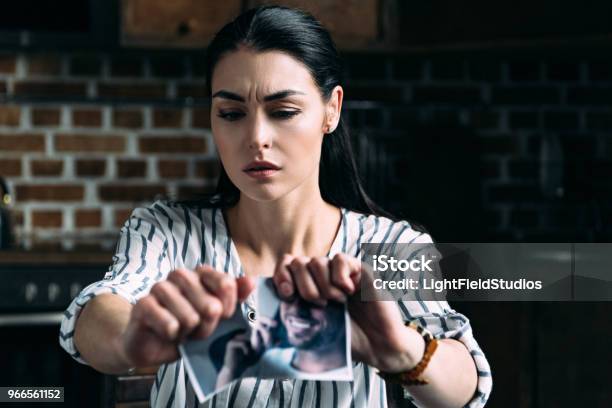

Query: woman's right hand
120 265 255 368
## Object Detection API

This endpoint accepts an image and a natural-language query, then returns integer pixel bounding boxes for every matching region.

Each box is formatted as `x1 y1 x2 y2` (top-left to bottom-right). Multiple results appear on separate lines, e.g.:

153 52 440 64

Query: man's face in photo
279 297 340 349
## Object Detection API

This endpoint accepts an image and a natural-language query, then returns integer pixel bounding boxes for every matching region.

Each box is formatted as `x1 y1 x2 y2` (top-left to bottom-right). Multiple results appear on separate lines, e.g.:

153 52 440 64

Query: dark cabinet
120 0 241 48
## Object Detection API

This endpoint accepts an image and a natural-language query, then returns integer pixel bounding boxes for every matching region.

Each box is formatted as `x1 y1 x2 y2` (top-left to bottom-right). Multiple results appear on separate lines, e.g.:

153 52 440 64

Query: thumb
236 275 256 302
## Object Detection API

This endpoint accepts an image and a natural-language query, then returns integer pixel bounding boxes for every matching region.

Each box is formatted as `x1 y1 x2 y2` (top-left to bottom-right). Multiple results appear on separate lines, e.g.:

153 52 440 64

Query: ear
323 85 343 134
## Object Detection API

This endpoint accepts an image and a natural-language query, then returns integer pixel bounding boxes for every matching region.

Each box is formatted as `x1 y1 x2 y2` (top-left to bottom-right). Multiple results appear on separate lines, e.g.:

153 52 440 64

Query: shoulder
130 200 220 228
343 208 433 245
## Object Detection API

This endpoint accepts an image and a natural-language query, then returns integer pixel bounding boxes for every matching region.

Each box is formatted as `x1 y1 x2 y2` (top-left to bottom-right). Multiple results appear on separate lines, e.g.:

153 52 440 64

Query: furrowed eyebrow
263 90 305 102
211 89 305 102
212 90 245 102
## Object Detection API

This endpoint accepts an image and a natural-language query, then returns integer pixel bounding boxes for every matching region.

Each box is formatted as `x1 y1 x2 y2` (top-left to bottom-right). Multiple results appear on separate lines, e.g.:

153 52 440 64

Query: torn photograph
179 277 352 403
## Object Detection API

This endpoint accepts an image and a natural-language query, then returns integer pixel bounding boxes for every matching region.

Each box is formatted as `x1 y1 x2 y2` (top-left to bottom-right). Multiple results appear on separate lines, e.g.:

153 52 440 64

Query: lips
242 160 281 172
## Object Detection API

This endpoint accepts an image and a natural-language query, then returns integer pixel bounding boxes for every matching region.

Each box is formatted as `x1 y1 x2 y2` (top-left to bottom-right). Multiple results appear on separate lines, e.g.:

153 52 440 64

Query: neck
223 186 342 271
291 343 345 373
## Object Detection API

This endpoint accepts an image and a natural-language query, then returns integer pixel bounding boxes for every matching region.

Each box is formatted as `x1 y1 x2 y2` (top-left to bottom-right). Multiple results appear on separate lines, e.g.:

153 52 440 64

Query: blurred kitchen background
0 0 610 407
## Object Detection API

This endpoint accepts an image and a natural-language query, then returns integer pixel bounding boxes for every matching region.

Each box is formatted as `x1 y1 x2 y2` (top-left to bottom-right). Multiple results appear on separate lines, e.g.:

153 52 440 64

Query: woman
60 5 492 408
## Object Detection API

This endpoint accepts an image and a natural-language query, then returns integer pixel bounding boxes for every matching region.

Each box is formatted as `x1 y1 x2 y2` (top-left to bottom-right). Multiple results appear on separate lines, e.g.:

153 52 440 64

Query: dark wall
341 47 612 407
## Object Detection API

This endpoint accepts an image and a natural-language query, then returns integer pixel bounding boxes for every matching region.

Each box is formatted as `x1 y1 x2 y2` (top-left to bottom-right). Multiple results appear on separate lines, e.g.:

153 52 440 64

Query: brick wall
0 48 610 249
342 51 611 243
0 51 218 249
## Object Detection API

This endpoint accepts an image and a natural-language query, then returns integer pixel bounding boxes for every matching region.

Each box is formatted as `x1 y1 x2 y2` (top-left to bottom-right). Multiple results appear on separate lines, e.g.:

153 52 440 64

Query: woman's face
210 48 342 202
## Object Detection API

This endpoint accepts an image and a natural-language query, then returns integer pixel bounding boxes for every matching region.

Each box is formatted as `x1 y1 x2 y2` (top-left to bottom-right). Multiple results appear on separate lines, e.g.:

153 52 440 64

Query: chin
236 178 297 202
239 185 287 202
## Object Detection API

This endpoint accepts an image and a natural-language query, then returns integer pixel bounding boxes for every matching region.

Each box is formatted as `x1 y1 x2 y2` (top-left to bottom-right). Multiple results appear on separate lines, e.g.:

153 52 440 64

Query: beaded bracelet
377 321 438 386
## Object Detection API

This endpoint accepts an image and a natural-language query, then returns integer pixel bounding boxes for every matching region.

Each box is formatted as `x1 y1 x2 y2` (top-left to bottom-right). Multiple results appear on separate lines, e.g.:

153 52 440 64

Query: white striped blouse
59 200 492 407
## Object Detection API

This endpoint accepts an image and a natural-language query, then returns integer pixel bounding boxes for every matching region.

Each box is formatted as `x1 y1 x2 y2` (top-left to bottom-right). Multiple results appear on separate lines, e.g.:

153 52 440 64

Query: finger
348 256 363 288
226 339 250 356
196 265 237 318
131 297 180 363
250 328 262 351
273 254 296 298
251 324 272 351
257 328 271 349
236 276 256 302
259 325 273 346
150 281 200 339
189 291 223 340
289 256 326 305
308 257 347 302
135 295 180 342
330 253 356 294
228 332 251 355
257 315 277 328
167 268 218 324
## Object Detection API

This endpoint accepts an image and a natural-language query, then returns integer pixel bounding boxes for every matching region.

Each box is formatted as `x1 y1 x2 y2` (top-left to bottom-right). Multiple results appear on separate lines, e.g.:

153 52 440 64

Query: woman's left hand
273 253 424 373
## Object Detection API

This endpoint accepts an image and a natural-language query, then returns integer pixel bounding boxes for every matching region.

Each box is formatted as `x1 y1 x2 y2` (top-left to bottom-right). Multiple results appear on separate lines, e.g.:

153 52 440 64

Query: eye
217 111 245 121
271 110 300 120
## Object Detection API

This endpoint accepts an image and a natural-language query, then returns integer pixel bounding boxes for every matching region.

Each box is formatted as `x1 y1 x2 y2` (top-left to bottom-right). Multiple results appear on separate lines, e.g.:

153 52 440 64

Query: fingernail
280 282 293 297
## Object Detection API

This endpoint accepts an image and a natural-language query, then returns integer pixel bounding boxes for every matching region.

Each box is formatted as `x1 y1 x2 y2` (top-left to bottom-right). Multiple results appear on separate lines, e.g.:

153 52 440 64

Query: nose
247 111 272 151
